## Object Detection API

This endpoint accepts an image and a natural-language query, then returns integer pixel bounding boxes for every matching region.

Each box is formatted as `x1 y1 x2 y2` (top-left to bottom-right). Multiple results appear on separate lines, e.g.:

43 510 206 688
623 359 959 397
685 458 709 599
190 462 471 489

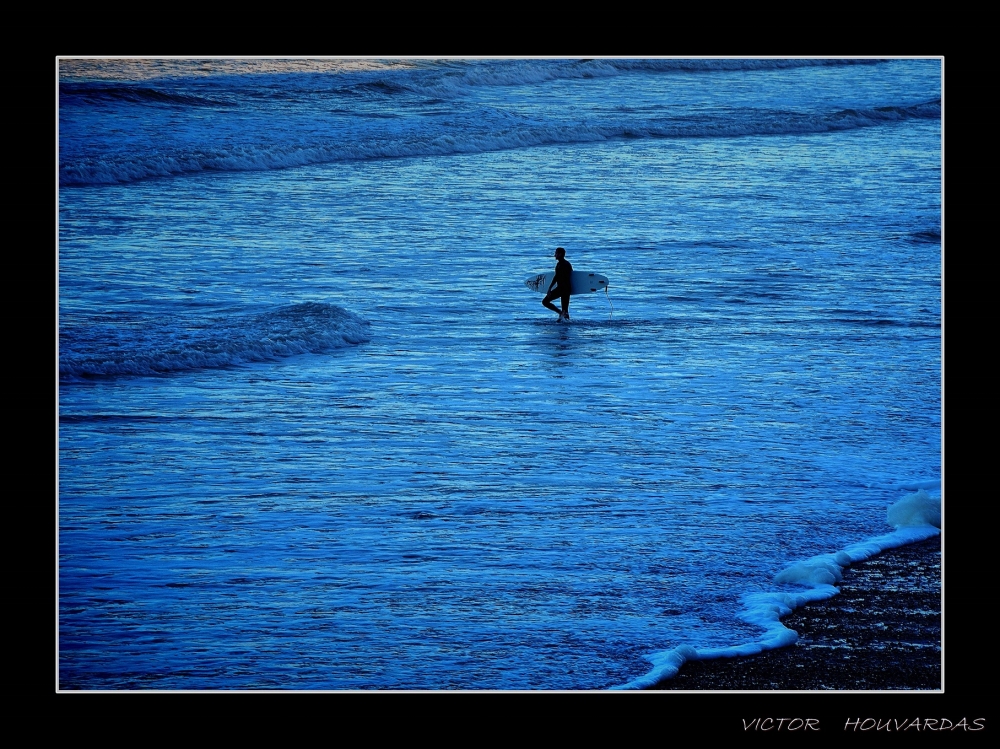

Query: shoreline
647 535 941 690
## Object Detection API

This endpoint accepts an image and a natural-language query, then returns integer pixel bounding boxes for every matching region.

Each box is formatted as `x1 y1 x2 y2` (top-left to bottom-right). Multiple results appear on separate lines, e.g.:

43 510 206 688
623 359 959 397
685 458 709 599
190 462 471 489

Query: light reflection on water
59 67 940 688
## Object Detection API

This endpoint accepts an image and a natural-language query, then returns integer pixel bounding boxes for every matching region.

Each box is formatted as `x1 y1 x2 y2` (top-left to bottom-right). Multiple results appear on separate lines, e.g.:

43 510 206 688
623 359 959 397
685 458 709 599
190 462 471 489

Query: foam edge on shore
614 485 942 690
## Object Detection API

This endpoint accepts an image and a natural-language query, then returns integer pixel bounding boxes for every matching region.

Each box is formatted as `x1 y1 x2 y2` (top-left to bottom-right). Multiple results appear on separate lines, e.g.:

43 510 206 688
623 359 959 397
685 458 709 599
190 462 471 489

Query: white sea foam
615 488 941 689
887 489 941 528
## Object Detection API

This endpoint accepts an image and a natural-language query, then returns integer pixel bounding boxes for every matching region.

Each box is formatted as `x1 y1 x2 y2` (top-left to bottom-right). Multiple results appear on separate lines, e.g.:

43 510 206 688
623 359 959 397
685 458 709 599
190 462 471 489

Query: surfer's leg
542 291 562 314
561 294 570 319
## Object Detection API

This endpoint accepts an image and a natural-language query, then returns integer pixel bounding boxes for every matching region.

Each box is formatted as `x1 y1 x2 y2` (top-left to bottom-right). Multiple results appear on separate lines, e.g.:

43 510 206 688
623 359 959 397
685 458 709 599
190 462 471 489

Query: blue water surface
58 58 941 689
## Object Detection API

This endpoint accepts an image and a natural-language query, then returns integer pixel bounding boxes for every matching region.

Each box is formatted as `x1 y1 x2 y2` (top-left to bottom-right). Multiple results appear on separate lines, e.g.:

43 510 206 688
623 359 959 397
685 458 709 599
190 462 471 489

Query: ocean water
57 58 942 690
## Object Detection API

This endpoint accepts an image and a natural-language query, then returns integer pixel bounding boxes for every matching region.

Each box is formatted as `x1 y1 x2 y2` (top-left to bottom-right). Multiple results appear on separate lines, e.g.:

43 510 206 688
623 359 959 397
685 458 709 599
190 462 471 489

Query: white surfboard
524 271 609 295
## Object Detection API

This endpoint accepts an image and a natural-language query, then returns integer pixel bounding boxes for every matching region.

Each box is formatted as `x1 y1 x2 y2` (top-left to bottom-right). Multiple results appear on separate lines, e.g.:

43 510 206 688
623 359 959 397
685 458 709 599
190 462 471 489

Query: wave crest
60 302 371 380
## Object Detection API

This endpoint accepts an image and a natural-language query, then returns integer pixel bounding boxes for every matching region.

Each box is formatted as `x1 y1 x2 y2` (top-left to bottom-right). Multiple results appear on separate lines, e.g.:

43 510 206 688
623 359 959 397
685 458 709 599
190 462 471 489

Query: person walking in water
542 247 573 321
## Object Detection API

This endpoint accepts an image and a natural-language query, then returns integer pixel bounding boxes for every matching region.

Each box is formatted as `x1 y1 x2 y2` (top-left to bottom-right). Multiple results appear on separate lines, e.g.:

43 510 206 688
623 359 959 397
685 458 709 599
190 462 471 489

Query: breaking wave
60 302 371 380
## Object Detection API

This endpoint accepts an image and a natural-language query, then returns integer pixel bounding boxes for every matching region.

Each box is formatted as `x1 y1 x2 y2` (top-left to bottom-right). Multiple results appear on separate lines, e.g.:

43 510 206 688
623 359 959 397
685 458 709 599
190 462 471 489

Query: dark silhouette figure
542 247 573 321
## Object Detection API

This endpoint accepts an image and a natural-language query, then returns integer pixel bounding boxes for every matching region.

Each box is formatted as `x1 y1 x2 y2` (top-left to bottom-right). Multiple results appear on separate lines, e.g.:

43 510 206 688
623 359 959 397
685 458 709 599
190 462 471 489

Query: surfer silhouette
542 247 573 321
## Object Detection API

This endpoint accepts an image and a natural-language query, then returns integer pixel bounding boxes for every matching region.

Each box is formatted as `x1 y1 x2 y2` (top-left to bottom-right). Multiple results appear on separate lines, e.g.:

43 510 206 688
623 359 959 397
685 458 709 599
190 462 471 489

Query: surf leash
606 285 613 319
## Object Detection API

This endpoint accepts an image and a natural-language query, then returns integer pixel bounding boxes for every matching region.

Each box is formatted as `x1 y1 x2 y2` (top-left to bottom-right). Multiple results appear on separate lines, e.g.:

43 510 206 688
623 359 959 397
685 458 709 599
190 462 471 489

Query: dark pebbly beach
648 536 942 690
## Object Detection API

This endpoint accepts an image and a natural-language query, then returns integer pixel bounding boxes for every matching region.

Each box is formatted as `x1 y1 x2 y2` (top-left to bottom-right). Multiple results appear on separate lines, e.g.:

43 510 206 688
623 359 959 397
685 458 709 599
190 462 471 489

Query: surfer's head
554 247 566 259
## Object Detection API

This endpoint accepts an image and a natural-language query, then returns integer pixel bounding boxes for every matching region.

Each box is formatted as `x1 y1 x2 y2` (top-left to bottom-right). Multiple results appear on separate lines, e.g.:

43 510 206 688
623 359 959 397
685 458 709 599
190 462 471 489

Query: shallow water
58 58 941 689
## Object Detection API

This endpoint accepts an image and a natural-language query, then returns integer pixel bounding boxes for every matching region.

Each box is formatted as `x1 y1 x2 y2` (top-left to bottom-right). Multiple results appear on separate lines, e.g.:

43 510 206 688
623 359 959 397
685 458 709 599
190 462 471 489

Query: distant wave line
60 58 889 100
60 83 233 108
60 99 941 187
